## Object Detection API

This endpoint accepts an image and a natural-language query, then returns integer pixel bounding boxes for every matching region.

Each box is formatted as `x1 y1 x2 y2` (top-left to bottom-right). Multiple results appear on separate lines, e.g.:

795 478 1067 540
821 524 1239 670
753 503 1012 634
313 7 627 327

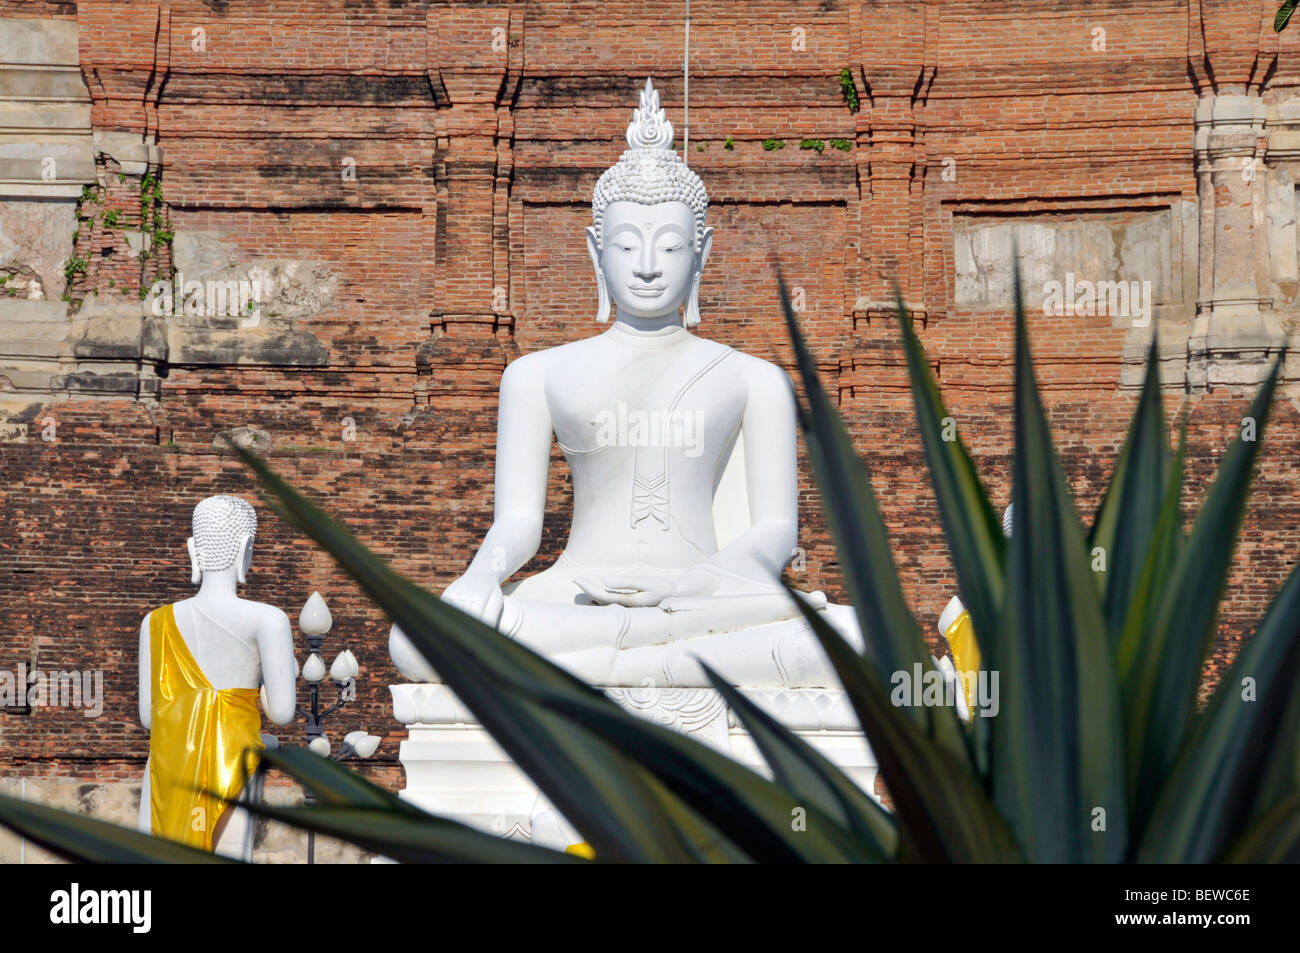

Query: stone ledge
391 681 863 733
390 682 881 844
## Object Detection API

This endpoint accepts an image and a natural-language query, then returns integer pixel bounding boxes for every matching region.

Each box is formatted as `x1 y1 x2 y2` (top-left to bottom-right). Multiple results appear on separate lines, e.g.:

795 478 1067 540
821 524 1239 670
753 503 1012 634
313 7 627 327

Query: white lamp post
293 592 380 863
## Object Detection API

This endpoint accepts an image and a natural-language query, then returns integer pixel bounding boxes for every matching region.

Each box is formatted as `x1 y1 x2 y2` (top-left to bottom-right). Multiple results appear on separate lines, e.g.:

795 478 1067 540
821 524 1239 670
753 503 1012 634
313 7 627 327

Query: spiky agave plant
1278 1 1298 33
0 278 1296 863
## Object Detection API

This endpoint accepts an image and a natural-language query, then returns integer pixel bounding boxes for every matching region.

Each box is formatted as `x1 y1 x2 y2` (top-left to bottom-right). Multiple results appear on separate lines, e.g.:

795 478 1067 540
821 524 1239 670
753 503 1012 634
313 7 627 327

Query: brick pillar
854 0 931 328
1188 94 1280 389
1187 0 1284 390
418 5 523 405
841 1 933 408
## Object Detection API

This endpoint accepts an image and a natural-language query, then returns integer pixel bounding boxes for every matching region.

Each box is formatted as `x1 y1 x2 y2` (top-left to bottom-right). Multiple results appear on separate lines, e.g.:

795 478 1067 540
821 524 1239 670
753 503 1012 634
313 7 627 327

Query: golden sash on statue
149 604 262 850
944 608 981 714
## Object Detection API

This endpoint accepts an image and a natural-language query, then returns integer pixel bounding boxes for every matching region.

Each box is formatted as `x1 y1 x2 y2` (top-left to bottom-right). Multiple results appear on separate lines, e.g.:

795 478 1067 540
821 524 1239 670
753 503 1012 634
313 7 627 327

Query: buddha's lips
628 285 665 296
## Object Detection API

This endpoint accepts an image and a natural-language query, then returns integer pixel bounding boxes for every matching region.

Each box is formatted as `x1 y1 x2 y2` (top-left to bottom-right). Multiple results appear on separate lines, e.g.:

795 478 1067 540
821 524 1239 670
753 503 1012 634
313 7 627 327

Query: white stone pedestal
390 683 881 844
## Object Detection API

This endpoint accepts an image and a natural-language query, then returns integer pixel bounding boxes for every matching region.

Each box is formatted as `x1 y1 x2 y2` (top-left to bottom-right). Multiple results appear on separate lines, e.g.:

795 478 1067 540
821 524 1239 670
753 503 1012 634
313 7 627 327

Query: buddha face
587 200 712 323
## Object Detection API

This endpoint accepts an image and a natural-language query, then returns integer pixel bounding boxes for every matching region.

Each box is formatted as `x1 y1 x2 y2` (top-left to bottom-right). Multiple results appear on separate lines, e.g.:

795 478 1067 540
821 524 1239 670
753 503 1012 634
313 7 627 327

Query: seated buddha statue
137 495 297 857
390 78 864 689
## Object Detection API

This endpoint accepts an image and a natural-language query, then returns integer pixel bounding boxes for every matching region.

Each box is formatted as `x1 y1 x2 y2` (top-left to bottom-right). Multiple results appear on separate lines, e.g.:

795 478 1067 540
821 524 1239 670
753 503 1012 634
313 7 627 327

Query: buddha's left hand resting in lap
390 78 863 688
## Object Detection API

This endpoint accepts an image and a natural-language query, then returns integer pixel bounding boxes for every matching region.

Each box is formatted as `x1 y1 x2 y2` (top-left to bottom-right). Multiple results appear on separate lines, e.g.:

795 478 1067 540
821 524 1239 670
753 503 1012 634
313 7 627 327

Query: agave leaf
782 588 1022 862
254 746 423 813
1277 0 1299 34
539 683 882 863
239 803 583 864
240 447 846 863
778 278 970 768
701 661 898 858
460 684 749 863
0 793 237 864
992 272 1127 862
1219 793 1300 863
236 447 709 863
894 289 1003 778
1124 353 1284 827
1114 417 1188 680
894 289 1004 672
641 774 758 864
1088 335 1172 641
1138 554 1300 862
260 716 752 862
1247 654 1300 822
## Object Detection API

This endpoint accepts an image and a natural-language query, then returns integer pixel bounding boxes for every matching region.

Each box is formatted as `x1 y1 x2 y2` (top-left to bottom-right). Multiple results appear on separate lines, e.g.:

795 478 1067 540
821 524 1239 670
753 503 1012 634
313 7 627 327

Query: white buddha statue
390 78 864 689
137 495 297 858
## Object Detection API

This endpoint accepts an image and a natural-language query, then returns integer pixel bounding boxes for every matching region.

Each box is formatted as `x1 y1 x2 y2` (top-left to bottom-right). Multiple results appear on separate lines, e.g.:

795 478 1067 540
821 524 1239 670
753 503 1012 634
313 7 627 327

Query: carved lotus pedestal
389 683 881 844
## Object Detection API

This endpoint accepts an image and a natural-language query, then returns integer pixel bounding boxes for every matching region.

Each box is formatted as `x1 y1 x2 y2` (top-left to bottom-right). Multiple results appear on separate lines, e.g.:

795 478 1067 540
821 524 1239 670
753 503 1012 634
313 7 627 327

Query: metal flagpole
683 0 690 165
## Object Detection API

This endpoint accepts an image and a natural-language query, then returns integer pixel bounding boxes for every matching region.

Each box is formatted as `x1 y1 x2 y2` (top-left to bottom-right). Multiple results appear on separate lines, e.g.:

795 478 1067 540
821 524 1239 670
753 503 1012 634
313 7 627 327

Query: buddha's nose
635 247 661 282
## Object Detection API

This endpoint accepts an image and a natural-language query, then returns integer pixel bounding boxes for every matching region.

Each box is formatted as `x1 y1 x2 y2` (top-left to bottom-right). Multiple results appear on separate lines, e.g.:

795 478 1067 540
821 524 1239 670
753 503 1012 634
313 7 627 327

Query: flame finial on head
626 77 674 151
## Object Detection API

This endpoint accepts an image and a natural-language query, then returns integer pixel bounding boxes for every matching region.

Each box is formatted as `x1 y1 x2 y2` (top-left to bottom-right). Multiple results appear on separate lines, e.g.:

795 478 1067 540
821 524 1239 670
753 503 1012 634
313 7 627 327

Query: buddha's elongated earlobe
684 227 714 328
586 226 611 323
685 272 702 328
236 533 253 584
595 273 611 324
186 537 201 585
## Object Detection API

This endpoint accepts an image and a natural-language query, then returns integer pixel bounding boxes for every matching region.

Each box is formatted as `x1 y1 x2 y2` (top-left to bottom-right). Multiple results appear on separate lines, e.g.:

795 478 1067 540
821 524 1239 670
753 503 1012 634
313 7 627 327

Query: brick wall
1 0 1298 801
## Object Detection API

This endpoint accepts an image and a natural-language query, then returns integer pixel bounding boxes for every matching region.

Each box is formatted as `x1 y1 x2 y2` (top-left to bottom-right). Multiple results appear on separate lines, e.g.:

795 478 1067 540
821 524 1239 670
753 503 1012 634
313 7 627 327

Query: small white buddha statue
137 495 297 858
391 78 864 689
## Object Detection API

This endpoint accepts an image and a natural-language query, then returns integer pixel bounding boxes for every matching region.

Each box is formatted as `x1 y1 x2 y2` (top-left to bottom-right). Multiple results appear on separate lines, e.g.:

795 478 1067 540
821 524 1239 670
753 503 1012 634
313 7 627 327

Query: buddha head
187 495 258 585
587 78 713 327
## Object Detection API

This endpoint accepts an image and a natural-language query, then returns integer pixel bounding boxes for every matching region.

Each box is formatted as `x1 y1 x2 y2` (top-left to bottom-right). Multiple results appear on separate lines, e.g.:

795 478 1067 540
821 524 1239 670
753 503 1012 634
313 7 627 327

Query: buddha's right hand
441 573 506 628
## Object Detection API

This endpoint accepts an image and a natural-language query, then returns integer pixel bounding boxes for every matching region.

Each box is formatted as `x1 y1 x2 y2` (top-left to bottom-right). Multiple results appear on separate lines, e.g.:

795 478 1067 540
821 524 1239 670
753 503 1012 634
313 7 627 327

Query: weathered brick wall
1 0 1298 815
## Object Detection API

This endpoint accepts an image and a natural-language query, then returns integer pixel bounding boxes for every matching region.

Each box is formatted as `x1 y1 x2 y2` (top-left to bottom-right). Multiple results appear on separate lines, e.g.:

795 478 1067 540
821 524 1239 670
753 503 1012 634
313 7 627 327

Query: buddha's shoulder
505 337 594 367
235 599 292 630
501 334 622 382
726 349 794 387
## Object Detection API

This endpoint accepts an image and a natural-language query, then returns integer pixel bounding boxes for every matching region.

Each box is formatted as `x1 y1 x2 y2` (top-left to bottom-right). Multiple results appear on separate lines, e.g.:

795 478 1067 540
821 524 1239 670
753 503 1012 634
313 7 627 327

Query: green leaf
1139 554 1300 862
784 588 1023 862
236 447 709 863
701 661 898 859
991 272 1128 862
0 792 237 864
778 278 969 769
1246 657 1300 823
539 681 881 863
895 290 1004 663
1276 0 1298 33
640 775 758 863
1114 417 1187 681
1088 335 1172 642
894 289 1003 777
255 746 423 812
1219 793 1300 862
240 803 584 864
1123 353 1284 828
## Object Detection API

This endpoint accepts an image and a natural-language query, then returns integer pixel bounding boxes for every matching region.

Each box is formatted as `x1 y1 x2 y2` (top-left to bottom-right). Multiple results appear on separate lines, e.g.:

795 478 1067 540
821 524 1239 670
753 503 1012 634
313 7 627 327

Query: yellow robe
149 604 262 850
944 608 981 715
